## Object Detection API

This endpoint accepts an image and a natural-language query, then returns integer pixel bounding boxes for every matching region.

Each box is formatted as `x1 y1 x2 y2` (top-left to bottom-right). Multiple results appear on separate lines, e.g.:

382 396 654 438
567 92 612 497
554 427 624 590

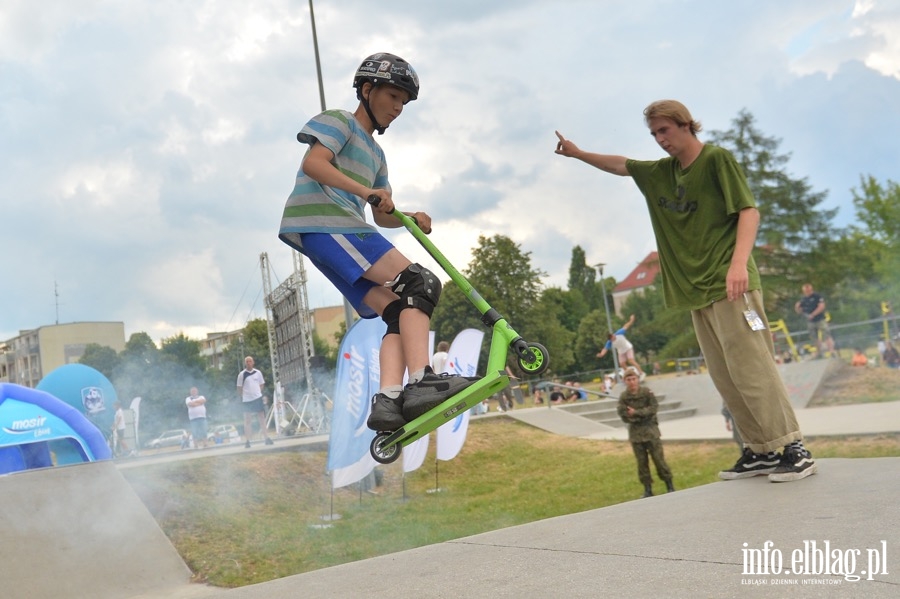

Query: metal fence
536 314 900 387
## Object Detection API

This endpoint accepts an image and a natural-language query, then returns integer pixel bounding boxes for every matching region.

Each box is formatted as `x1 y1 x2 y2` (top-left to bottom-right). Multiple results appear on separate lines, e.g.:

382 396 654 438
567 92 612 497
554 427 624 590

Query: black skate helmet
353 52 419 134
353 53 419 101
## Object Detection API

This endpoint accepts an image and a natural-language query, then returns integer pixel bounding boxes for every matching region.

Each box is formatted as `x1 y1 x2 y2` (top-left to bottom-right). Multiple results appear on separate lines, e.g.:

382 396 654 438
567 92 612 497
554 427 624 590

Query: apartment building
1 322 126 387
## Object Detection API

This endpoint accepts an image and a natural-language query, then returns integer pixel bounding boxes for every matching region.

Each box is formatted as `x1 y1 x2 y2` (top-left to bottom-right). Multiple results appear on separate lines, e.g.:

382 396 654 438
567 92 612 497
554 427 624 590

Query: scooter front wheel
518 342 549 375
370 433 401 464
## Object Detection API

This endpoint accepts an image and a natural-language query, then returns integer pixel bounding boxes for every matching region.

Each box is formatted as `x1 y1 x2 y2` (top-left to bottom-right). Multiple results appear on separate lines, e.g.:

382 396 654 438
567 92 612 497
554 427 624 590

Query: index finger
555 130 566 142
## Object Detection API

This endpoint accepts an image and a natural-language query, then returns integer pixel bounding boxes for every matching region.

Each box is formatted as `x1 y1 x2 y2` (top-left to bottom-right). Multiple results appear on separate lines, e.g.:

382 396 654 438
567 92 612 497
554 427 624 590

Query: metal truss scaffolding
260 252 331 436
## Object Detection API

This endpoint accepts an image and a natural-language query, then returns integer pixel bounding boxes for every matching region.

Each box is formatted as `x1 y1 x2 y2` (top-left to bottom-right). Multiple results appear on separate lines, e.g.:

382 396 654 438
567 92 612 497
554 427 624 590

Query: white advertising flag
436 328 484 461
402 435 429 472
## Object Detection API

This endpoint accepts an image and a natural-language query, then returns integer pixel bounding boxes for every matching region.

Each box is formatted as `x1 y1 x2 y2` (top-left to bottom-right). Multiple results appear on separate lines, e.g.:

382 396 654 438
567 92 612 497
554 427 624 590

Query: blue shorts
242 397 266 414
299 232 395 319
190 417 208 441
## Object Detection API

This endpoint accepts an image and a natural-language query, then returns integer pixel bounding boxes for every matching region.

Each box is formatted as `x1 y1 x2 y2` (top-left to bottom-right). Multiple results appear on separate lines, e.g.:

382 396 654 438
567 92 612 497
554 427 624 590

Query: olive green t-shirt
626 144 761 310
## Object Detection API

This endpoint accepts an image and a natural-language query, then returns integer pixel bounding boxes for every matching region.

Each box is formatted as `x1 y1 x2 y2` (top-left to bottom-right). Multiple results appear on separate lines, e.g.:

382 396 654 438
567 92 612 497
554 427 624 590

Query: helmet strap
361 83 388 135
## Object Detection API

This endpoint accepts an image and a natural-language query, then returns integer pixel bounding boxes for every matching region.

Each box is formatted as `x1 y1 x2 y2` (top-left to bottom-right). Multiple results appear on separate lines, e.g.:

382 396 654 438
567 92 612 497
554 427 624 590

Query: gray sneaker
718 448 781 480
401 366 475 422
768 446 817 482
367 393 407 432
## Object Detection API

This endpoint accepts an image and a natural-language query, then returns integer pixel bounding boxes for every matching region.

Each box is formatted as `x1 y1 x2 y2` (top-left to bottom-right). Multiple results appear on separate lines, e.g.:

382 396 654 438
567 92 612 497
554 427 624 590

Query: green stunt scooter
367 196 550 464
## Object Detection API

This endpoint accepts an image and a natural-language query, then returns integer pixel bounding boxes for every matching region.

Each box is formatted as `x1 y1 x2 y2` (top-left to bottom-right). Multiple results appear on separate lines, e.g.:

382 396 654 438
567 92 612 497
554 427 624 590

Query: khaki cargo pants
691 290 802 454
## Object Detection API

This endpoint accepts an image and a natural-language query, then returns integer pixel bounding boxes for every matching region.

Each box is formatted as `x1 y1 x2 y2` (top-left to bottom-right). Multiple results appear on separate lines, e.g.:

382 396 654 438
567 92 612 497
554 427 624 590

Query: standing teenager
555 100 816 482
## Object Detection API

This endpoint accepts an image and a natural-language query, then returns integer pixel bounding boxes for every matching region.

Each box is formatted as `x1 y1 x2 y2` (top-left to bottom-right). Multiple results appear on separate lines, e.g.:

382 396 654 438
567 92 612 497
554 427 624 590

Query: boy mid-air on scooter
277 52 473 432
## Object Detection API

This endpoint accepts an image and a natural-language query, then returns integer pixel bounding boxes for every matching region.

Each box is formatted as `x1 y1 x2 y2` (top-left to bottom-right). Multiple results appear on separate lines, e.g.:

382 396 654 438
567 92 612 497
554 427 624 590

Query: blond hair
643 100 702 136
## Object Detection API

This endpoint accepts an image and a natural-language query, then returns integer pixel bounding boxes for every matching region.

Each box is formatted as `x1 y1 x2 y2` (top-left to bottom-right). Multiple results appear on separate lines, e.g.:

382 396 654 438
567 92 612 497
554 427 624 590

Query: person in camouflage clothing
617 367 675 498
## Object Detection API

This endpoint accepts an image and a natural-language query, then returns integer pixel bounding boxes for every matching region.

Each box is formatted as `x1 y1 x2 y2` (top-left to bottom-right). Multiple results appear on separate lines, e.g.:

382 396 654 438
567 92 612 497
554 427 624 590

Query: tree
848 175 900 318
540 287 589 337
112 333 169 435
312 331 338 368
708 110 839 314
160 333 206 376
121 332 158 361
567 246 599 310
431 234 550 374
573 309 609 371
78 343 120 379
851 175 900 243
528 291 576 375
430 283 481 344
468 235 545 327
617 286 695 368
558 246 596 327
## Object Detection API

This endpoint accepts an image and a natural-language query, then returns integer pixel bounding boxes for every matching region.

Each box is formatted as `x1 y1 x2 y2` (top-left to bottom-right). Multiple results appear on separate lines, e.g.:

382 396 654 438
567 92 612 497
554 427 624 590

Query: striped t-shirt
278 109 390 251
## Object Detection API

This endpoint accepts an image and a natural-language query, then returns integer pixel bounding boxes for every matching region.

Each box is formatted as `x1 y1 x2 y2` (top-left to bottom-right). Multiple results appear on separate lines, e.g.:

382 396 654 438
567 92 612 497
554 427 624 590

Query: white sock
380 386 402 399
409 368 426 384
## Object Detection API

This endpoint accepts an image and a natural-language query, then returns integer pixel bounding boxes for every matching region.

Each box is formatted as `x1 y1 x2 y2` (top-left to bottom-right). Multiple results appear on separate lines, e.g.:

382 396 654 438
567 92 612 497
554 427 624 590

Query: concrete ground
1 460 193 599
4 360 899 598
210 458 900 599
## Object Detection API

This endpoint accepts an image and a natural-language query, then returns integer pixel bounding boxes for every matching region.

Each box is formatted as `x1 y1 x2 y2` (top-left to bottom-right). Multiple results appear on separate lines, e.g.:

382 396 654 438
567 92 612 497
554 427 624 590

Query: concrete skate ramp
627 358 841 417
0 459 192 599
211 458 900 599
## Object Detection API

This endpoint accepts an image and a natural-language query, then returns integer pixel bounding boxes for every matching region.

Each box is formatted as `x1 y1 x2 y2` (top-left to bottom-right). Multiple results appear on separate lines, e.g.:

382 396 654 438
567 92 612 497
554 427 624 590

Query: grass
121 417 900 589
807 362 900 406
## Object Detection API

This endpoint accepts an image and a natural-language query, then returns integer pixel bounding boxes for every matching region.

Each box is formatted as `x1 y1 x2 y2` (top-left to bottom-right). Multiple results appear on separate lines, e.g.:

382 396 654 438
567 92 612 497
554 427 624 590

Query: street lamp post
306 0 355 330
595 263 620 382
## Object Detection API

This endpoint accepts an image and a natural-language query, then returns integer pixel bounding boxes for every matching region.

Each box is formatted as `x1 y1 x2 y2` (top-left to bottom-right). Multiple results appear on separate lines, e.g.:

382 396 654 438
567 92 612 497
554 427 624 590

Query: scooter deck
378 370 510 451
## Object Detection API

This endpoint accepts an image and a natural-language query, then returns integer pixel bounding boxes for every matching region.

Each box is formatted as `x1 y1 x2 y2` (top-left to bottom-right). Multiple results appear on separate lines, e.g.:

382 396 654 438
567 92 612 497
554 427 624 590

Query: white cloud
2 0 898 345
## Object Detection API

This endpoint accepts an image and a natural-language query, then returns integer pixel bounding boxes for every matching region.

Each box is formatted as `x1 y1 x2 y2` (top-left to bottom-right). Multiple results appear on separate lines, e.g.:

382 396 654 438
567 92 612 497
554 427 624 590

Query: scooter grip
366 194 394 214
367 194 419 228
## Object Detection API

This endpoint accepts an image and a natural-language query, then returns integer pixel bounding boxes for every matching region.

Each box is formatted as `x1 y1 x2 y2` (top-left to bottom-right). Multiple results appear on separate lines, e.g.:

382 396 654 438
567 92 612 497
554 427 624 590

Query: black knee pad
381 300 402 338
387 263 442 317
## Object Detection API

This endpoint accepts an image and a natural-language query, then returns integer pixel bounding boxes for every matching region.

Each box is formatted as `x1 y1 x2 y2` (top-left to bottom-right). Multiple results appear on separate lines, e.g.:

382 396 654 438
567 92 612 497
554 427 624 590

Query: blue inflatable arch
0 383 111 475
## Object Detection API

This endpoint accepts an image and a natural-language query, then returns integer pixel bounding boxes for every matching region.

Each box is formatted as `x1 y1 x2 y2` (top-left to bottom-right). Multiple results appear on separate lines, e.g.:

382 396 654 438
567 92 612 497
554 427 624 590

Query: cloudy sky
2 0 898 344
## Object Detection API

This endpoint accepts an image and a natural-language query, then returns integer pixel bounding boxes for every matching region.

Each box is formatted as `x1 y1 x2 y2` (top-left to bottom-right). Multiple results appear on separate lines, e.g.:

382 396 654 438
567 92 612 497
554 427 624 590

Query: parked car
146 429 188 449
207 424 241 444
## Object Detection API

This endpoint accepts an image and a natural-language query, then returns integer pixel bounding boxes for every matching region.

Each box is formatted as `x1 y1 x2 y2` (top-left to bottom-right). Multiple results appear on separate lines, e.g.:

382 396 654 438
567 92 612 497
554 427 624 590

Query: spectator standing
431 340 450 374
498 366 518 411
555 99 816 482
882 341 900 369
616 368 675 498
602 374 614 395
238 356 274 448
111 401 129 457
721 404 743 452
186 387 209 449
794 283 835 358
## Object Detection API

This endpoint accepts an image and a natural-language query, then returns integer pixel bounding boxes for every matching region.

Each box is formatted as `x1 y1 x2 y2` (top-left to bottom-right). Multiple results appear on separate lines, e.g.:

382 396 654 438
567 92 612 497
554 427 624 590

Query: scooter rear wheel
370 432 401 464
518 342 549 375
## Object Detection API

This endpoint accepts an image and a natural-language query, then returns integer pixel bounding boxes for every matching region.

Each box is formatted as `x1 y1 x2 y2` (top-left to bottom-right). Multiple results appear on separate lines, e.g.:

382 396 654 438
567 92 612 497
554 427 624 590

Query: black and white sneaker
718 448 781 480
768 446 817 482
402 366 475 422
367 393 407 432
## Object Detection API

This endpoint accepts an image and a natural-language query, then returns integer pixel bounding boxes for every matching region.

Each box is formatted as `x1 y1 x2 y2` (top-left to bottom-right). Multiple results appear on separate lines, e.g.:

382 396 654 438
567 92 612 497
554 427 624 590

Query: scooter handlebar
367 194 420 228
366 194 393 214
